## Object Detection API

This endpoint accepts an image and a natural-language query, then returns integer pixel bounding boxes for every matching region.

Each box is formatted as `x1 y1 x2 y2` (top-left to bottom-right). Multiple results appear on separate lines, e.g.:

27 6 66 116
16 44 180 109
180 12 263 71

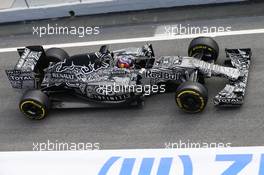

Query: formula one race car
6 37 252 119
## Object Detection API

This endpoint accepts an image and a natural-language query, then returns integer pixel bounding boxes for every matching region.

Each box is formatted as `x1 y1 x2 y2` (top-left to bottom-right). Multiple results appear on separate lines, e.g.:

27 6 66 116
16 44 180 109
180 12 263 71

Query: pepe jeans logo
98 154 264 175
98 156 192 175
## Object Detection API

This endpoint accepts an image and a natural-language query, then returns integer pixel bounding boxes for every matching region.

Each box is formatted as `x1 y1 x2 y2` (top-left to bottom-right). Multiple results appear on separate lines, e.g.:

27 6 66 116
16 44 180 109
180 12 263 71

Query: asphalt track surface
0 2 264 151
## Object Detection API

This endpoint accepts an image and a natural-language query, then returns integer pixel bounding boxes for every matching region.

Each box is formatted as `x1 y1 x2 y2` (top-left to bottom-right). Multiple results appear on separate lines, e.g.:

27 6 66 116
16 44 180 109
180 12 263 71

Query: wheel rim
20 100 46 119
176 90 205 113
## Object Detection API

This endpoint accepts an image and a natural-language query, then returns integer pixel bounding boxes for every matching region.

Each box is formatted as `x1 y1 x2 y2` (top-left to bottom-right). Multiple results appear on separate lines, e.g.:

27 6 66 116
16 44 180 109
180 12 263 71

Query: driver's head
116 55 134 69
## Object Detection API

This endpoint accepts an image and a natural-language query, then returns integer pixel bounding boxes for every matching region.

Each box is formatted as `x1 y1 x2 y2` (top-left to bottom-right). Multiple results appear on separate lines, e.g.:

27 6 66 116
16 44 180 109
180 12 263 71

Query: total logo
98 156 192 175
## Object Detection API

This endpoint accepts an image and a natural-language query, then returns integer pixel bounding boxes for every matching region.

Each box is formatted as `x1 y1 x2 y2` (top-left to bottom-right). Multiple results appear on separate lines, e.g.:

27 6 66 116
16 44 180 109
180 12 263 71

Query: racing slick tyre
45 48 70 63
19 90 49 120
188 37 219 62
175 81 208 113
37 48 70 73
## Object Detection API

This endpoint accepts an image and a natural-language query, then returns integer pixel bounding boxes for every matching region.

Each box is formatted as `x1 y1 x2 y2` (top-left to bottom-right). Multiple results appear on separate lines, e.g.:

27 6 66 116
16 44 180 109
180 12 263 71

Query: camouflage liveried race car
5 37 252 119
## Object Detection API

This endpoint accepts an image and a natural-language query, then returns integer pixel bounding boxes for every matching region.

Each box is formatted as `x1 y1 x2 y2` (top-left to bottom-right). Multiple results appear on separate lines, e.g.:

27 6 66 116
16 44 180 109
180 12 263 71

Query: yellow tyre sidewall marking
189 45 213 56
20 100 46 118
176 90 205 112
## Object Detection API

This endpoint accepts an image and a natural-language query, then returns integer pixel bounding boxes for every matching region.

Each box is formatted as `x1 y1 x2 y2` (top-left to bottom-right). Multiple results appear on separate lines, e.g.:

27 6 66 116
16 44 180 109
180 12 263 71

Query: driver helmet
116 55 134 69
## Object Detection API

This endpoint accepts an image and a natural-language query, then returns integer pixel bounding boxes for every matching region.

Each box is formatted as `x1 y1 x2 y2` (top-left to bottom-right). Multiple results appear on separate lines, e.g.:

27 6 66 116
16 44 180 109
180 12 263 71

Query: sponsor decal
98 153 264 175
99 156 192 175
5 70 35 89
91 94 129 101
27 50 42 61
51 73 75 80
8 75 33 81
145 70 181 80
21 48 30 59
20 48 42 61
219 98 241 104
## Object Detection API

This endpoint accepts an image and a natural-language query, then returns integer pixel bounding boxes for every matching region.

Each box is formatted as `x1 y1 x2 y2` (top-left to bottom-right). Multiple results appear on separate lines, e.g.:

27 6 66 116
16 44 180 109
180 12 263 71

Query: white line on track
0 28 264 53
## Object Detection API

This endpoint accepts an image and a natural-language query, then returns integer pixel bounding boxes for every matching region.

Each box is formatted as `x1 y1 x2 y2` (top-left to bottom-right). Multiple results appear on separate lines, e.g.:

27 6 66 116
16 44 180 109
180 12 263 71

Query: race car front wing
213 48 252 106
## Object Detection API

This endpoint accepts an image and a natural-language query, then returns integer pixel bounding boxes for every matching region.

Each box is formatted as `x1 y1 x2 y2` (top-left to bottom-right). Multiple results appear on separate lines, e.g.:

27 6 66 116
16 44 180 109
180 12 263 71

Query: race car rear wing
214 48 252 106
5 46 46 89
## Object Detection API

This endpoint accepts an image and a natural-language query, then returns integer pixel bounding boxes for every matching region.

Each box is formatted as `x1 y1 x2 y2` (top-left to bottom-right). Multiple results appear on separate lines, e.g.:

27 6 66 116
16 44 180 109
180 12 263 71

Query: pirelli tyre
188 37 219 62
45 48 70 63
37 48 70 73
19 90 49 120
175 81 208 113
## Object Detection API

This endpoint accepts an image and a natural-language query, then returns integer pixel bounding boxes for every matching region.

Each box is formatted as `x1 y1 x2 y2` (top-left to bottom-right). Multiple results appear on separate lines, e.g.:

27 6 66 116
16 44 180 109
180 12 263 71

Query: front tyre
175 81 208 113
19 90 49 120
188 37 219 62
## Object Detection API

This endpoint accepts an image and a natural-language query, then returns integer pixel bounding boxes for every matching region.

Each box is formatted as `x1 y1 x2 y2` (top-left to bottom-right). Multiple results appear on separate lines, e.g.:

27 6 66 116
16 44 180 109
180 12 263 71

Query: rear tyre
175 81 208 113
188 37 219 62
36 48 70 74
45 48 70 63
19 90 49 120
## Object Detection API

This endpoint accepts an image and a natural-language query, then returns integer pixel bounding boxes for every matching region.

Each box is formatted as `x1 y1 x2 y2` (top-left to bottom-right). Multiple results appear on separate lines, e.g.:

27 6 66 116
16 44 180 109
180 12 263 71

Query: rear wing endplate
5 46 45 89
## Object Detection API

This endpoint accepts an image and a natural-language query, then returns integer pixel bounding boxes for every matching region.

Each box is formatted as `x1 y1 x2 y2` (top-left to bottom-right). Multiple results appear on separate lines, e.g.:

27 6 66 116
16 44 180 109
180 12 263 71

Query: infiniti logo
98 156 192 175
